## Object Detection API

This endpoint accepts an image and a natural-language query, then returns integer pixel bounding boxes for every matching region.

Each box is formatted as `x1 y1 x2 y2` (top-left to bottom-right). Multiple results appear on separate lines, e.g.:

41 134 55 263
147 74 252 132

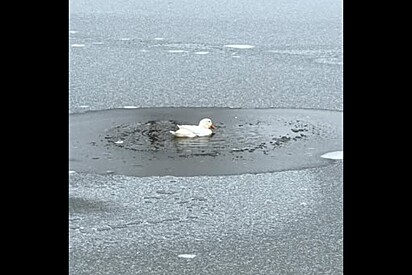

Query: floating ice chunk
123 106 138 109
154 37 165 40
321 151 343 160
178 254 196 259
223 44 255 49
168 50 188 53
71 44 85 48
69 30 78 34
115 140 124 144
69 171 76 174
120 38 131 41
194 51 209 55
79 105 89 108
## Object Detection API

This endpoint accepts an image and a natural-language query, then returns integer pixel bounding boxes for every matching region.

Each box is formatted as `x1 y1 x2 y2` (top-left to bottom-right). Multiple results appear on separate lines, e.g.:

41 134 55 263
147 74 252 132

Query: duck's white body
170 118 216 138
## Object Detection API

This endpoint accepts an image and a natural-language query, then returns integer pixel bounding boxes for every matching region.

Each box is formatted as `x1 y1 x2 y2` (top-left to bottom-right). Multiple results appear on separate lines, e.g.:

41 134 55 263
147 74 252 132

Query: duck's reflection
172 135 222 157
173 135 214 147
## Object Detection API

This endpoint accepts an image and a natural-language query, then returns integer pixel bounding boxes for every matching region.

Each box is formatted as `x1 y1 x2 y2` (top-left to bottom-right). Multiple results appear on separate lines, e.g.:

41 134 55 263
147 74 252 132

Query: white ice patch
321 151 343 160
194 51 209 55
314 57 343 65
114 140 124 144
154 37 165 40
123 106 138 109
268 49 322 55
178 254 196 259
224 44 255 49
79 105 89 108
168 50 188 53
120 38 131 41
69 30 78 34
71 44 85 48
268 49 342 63
69 171 76 174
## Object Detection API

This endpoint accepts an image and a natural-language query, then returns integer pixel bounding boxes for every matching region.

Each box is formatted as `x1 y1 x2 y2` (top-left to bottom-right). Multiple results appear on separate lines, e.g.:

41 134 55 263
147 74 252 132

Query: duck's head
199 118 216 129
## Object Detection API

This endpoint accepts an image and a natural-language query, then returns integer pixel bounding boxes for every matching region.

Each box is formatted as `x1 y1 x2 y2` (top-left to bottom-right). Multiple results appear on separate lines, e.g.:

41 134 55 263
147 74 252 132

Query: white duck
170 118 216 137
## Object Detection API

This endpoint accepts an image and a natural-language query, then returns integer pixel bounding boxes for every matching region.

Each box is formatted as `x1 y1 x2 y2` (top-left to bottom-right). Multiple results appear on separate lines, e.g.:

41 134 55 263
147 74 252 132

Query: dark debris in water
103 118 314 159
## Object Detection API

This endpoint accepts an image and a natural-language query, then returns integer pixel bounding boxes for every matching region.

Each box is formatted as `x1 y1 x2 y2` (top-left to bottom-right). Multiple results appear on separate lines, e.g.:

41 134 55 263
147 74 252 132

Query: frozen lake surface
69 0 342 112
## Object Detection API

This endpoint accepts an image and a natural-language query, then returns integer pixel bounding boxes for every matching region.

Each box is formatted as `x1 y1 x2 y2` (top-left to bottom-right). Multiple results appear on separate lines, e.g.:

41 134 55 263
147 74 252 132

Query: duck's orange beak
210 124 216 129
